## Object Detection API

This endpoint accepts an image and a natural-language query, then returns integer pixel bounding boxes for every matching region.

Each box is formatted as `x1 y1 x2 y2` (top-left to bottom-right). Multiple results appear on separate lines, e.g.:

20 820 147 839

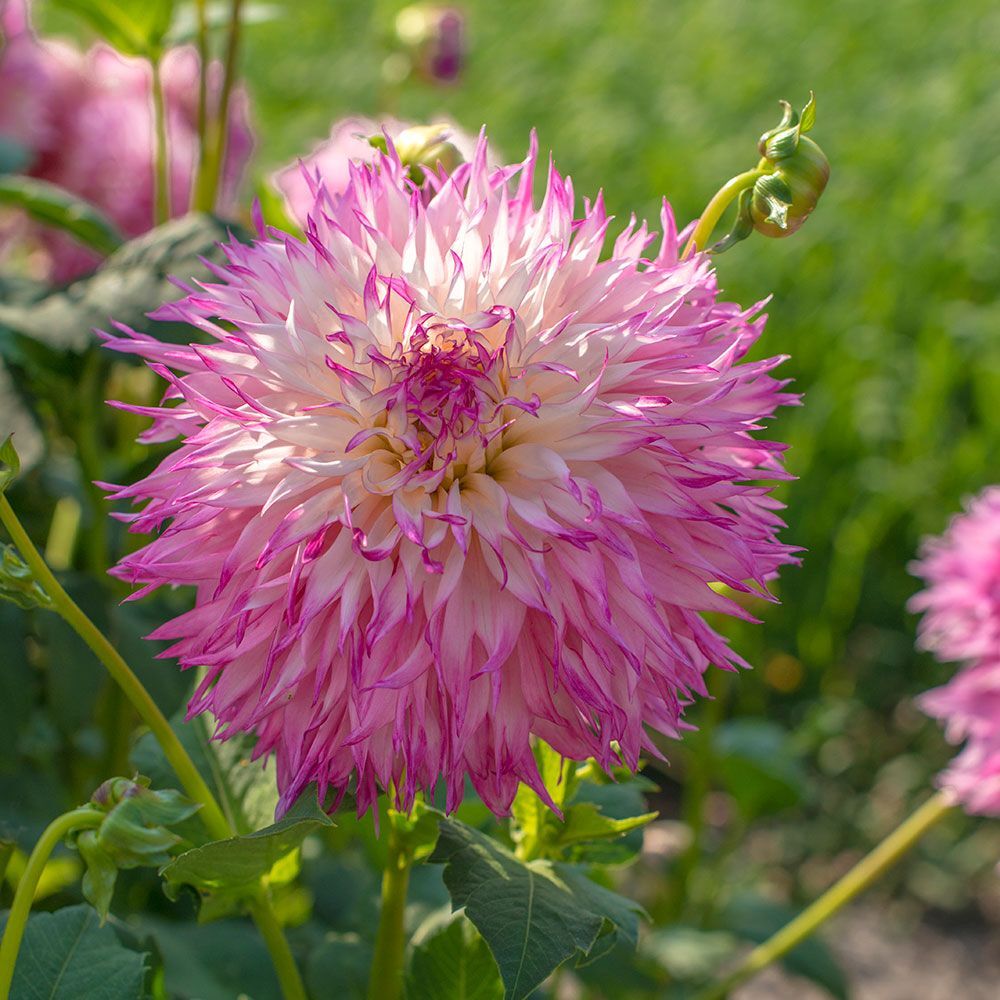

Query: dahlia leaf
406 911 504 1000
0 214 246 357
0 176 125 258
550 803 658 853
51 0 174 58
1 904 148 999
429 817 645 1000
159 792 333 917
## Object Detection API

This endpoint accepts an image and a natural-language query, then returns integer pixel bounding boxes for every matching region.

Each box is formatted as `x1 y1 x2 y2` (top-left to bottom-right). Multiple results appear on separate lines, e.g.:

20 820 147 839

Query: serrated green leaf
3 904 148 999
51 0 174 57
0 176 124 258
721 894 848 999
0 543 52 610
406 911 504 1000
551 802 657 850
429 816 644 1000
160 792 333 915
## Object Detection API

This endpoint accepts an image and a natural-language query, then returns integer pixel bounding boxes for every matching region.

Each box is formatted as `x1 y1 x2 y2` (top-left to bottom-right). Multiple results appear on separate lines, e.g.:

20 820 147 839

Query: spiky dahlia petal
108 135 797 818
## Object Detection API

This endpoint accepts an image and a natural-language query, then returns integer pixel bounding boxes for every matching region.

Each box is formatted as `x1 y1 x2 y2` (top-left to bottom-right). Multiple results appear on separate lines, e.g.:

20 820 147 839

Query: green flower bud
74 776 200 919
751 93 830 238
369 123 465 183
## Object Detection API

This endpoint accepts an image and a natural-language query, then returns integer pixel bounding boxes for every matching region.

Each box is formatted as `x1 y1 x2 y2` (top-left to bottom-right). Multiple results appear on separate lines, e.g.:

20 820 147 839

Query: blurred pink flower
910 487 1000 814
0 0 253 282
106 135 797 818
274 116 475 227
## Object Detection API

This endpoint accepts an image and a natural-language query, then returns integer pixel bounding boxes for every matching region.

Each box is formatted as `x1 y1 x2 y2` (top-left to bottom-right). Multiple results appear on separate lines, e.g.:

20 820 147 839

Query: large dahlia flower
107 135 797 817
910 487 1000 814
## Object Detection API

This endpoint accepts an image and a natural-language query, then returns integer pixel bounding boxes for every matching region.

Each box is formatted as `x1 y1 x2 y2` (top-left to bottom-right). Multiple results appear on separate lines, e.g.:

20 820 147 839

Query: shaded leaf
406 911 504 1000
0 176 124 258
4 904 148 999
160 792 333 915
305 932 372 1000
140 915 283 1000
0 543 53 611
429 816 644 1000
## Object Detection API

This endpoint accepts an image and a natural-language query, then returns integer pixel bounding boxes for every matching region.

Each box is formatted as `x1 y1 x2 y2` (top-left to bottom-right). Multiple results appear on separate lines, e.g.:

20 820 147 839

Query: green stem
196 0 243 212
192 0 210 211
248 892 308 1000
368 825 413 1000
151 59 171 225
681 162 768 259
0 496 308 1000
0 807 104 997
695 791 954 1000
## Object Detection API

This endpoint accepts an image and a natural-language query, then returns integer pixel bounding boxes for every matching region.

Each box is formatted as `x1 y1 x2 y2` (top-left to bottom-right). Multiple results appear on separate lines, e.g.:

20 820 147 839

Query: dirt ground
735 906 1000 1000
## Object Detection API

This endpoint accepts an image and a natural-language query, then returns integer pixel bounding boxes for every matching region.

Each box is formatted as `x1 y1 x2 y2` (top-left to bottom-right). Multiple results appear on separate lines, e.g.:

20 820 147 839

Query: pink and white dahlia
274 116 475 228
910 487 1000 814
106 135 797 817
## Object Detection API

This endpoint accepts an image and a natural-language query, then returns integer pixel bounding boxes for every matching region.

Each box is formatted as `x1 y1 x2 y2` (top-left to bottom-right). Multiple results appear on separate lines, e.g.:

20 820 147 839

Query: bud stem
0 495 307 1000
151 58 171 226
682 162 769 259
0 807 104 996
693 790 953 1000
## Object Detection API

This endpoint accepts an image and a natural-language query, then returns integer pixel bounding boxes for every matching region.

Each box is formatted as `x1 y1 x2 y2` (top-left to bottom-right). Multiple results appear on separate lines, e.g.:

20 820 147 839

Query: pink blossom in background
0 0 253 282
106 135 798 818
274 116 476 227
910 487 1000 815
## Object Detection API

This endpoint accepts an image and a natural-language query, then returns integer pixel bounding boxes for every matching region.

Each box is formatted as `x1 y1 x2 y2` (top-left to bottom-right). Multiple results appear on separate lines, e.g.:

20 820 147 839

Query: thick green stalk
0 807 104 996
368 825 413 1000
192 0 211 211
151 59 171 225
0 496 307 1000
196 0 243 211
695 791 953 1000
681 162 768 259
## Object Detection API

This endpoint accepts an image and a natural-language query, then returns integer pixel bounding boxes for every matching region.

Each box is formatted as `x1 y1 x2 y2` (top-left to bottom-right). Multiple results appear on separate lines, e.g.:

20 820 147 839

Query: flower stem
694 790 954 1000
151 58 171 226
192 0 210 211
248 893 307 1000
196 0 243 212
0 495 308 1000
368 824 413 1000
681 162 768 259
0 807 104 996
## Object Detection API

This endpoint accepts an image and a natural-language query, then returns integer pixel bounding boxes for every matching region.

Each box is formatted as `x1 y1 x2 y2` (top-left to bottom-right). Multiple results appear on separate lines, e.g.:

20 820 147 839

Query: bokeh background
10 0 1000 994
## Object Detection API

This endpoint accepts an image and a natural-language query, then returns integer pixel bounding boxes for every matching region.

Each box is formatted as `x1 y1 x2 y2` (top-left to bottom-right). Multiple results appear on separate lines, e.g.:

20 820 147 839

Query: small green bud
751 93 830 238
368 124 465 184
74 776 200 919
